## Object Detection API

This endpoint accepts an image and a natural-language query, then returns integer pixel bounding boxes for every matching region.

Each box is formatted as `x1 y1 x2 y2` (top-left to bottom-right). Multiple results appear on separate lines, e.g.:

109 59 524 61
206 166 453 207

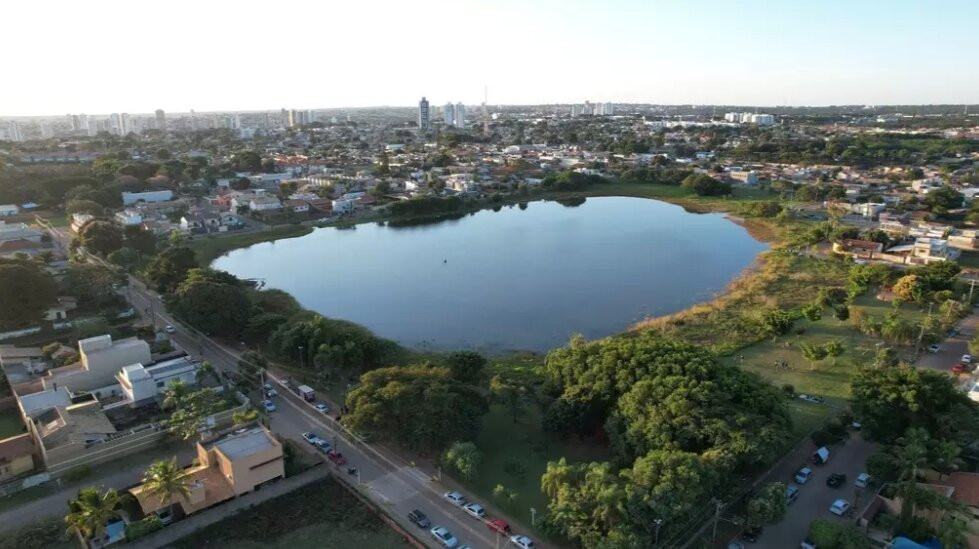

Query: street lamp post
654 518 663 546
530 507 536 527
298 345 304 369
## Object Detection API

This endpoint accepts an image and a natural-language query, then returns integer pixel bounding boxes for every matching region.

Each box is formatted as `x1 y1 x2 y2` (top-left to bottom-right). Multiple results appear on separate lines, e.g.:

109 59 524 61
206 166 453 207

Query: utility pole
916 302 934 353
711 499 723 540
654 518 663 546
969 278 976 303
530 507 536 527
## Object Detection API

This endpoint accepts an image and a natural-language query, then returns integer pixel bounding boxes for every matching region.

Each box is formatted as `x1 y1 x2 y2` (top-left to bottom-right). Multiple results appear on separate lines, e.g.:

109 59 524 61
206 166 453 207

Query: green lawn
188 225 313 265
0 408 25 439
170 477 409 549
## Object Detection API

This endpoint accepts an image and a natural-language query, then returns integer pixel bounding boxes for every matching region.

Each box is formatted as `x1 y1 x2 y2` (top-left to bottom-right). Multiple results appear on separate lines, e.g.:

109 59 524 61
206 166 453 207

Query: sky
4 0 979 116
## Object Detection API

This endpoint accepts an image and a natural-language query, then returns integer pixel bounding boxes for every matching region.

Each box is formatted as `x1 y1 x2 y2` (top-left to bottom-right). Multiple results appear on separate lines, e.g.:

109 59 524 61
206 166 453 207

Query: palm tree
142 457 191 517
894 428 930 524
938 515 968 549
162 379 190 410
195 361 217 386
64 487 121 541
932 439 965 479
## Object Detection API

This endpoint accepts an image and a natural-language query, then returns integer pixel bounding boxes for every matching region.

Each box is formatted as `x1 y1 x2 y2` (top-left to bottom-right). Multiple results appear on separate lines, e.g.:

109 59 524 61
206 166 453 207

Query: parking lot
737 432 877 548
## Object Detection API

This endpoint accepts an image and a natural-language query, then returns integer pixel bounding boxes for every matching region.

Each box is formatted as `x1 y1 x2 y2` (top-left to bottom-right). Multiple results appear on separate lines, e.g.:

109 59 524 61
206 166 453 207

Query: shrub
62 464 92 482
125 516 163 541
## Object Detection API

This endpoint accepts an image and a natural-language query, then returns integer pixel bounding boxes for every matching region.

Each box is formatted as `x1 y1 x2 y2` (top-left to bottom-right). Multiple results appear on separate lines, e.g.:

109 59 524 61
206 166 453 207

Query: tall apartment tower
155 109 166 131
454 103 465 128
418 97 430 130
444 102 455 126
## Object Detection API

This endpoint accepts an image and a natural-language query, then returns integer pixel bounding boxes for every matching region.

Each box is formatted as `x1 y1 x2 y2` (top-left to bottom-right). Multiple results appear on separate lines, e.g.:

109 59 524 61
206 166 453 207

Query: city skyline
6 0 979 116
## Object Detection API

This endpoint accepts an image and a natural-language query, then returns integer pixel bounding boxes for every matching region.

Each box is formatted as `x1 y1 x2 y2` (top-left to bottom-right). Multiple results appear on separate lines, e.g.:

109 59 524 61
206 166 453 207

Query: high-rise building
40 122 54 138
230 112 241 130
155 109 166 131
454 102 466 128
121 113 131 134
603 102 614 116
109 113 121 135
5 122 24 142
86 117 98 136
444 102 455 126
78 114 89 132
418 97 430 130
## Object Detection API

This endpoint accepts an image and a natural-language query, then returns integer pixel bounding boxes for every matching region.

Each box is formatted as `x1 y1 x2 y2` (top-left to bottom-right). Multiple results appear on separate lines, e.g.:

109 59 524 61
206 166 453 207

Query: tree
232 409 259 425
344 364 489 451
874 346 899 368
801 303 822 322
65 199 104 216
893 428 931 524
924 186 964 211
800 342 828 369
124 225 157 255
443 441 483 481
489 375 529 424
146 246 197 293
62 263 117 308
445 351 487 385
745 482 787 527
892 274 926 304
0 261 57 330
141 457 190 519
680 173 731 196
762 308 794 340
833 304 849 323
195 361 218 386
492 484 520 511
807 519 870 549
823 340 845 364
79 220 124 256
168 279 252 337
230 151 263 173
162 379 190 410
64 487 121 540
166 388 228 439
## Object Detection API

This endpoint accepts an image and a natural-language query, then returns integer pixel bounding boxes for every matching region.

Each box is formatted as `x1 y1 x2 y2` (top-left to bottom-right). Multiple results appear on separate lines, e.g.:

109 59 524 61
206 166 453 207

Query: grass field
170 477 410 549
0 408 25 439
188 225 313 265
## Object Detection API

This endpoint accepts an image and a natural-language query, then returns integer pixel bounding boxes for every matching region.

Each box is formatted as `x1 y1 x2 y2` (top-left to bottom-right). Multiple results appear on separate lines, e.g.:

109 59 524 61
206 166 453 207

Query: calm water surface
213 197 768 352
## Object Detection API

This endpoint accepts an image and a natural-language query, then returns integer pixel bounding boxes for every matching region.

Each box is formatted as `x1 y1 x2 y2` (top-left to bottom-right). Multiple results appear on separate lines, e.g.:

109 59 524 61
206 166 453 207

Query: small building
282 199 310 214
833 239 884 259
122 190 174 206
0 434 36 481
116 357 199 406
248 196 283 212
40 335 152 394
114 209 143 226
132 424 284 519
728 170 758 185
331 198 356 214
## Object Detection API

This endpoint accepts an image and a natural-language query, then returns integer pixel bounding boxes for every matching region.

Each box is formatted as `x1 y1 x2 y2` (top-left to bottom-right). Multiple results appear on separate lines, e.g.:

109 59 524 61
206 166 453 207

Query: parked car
741 526 762 542
326 449 347 466
727 543 745 549
826 473 846 488
953 364 967 375
430 526 458 548
855 473 871 488
963 354 973 364
407 509 431 528
444 491 466 506
928 344 941 353
463 502 487 519
786 485 799 504
265 389 277 398
509 535 535 549
794 466 813 484
315 402 329 413
314 440 331 453
165 324 176 334
262 400 276 413
487 518 510 534
302 432 324 445
829 499 851 516
801 538 816 549
812 447 830 465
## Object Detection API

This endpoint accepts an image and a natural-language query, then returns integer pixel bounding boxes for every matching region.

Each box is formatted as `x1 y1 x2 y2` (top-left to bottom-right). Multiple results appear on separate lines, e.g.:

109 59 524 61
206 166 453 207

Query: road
122 276 534 549
915 306 979 374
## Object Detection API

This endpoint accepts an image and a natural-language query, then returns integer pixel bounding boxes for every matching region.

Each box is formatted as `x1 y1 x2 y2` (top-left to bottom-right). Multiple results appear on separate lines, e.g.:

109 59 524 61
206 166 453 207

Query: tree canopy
0 260 57 330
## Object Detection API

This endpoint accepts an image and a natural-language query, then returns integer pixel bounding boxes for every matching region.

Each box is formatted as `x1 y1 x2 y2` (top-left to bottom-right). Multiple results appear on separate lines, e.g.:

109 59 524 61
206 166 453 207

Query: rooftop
205 426 276 460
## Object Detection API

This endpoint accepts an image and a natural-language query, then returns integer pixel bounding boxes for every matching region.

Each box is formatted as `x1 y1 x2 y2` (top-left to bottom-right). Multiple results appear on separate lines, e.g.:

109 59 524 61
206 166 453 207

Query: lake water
213 197 768 352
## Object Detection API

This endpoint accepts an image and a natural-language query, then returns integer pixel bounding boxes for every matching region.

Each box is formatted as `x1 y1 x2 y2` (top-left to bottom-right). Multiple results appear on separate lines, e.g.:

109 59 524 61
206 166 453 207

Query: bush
62 464 92 482
125 516 163 541
0 517 71 549
502 458 526 480
781 384 795 396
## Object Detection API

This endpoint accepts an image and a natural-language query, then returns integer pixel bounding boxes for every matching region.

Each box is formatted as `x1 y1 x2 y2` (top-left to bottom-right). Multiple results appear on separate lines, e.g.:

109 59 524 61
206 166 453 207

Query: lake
213 197 768 352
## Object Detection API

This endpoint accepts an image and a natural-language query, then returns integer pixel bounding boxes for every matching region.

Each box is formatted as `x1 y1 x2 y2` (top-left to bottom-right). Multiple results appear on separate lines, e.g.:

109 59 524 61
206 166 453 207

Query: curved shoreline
201 188 784 356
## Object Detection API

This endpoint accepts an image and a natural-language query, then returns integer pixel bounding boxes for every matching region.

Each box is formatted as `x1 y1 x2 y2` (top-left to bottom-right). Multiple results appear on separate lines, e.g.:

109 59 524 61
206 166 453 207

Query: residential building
0 222 44 245
832 239 884 259
155 109 166 131
248 196 283 212
418 97 430 131
331 198 356 214
0 434 35 481
454 102 466 128
949 229 979 251
40 335 152 394
116 357 199 406
444 102 455 126
728 170 758 185
132 424 284 518
114 209 143 226
282 199 310 213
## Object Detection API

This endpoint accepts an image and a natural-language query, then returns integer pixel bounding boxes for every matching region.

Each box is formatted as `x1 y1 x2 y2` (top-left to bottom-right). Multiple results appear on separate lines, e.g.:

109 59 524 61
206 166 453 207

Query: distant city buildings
155 109 166 131
571 101 614 117
443 102 466 128
724 112 776 126
418 97 430 130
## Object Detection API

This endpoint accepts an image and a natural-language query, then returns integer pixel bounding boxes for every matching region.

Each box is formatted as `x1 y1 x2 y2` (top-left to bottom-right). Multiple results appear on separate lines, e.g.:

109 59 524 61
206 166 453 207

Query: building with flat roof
40 335 151 395
117 357 199 406
132 424 284 518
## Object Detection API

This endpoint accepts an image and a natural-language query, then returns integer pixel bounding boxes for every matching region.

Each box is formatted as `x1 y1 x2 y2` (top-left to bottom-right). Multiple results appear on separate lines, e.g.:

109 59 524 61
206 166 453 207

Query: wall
43 423 167 476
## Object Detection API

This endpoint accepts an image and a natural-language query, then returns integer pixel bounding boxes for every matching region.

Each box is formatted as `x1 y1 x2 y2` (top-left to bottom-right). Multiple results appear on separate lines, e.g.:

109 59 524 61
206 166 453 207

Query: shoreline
201 186 787 357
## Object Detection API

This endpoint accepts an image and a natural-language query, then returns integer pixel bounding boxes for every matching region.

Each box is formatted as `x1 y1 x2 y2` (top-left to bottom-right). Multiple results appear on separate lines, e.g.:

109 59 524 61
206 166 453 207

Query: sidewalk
126 465 330 549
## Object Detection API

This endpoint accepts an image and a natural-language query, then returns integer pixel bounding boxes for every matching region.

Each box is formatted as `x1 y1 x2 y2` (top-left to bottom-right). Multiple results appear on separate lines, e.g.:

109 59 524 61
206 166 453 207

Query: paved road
737 433 877 549
915 306 979 375
122 277 534 549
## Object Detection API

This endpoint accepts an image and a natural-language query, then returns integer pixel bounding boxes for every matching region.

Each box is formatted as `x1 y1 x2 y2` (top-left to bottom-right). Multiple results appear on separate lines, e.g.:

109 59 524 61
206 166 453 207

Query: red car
953 364 967 375
327 449 347 466
487 518 511 535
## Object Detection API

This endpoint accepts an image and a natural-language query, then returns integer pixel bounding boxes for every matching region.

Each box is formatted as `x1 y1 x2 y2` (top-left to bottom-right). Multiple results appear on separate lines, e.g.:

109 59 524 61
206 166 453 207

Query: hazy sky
5 0 978 115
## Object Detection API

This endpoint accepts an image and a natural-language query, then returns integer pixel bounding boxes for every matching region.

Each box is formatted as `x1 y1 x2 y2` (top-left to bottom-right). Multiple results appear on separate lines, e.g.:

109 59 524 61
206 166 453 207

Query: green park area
187 225 312 265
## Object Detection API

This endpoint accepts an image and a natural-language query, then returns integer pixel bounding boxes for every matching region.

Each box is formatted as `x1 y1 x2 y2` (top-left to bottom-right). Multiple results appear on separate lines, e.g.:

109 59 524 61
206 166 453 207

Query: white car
430 526 458 548
463 502 486 519
927 344 941 353
963 354 973 364
786 485 799 504
164 324 176 334
315 402 329 413
510 535 535 549
830 498 851 516
444 490 466 506
302 432 325 445
855 472 871 488
262 400 276 413
794 466 813 484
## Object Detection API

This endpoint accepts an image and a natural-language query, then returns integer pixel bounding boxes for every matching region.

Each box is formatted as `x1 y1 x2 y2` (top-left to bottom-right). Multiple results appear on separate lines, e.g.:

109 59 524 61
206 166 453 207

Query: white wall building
114 209 143 226
117 357 199 405
122 190 174 205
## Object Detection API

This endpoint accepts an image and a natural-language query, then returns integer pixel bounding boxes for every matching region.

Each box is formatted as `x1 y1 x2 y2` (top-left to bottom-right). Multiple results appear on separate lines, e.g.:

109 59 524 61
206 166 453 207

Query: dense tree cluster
539 170 608 191
0 258 58 330
344 364 489 451
540 332 791 546
680 173 732 196
727 133 979 167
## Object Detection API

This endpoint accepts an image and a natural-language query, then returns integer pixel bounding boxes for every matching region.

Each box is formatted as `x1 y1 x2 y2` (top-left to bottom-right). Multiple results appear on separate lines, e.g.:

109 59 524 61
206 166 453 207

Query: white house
249 196 282 212
40 335 152 394
331 198 356 214
0 204 19 217
114 209 143 226
282 199 309 213
116 356 199 406
70 213 94 234
122 190 174 205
